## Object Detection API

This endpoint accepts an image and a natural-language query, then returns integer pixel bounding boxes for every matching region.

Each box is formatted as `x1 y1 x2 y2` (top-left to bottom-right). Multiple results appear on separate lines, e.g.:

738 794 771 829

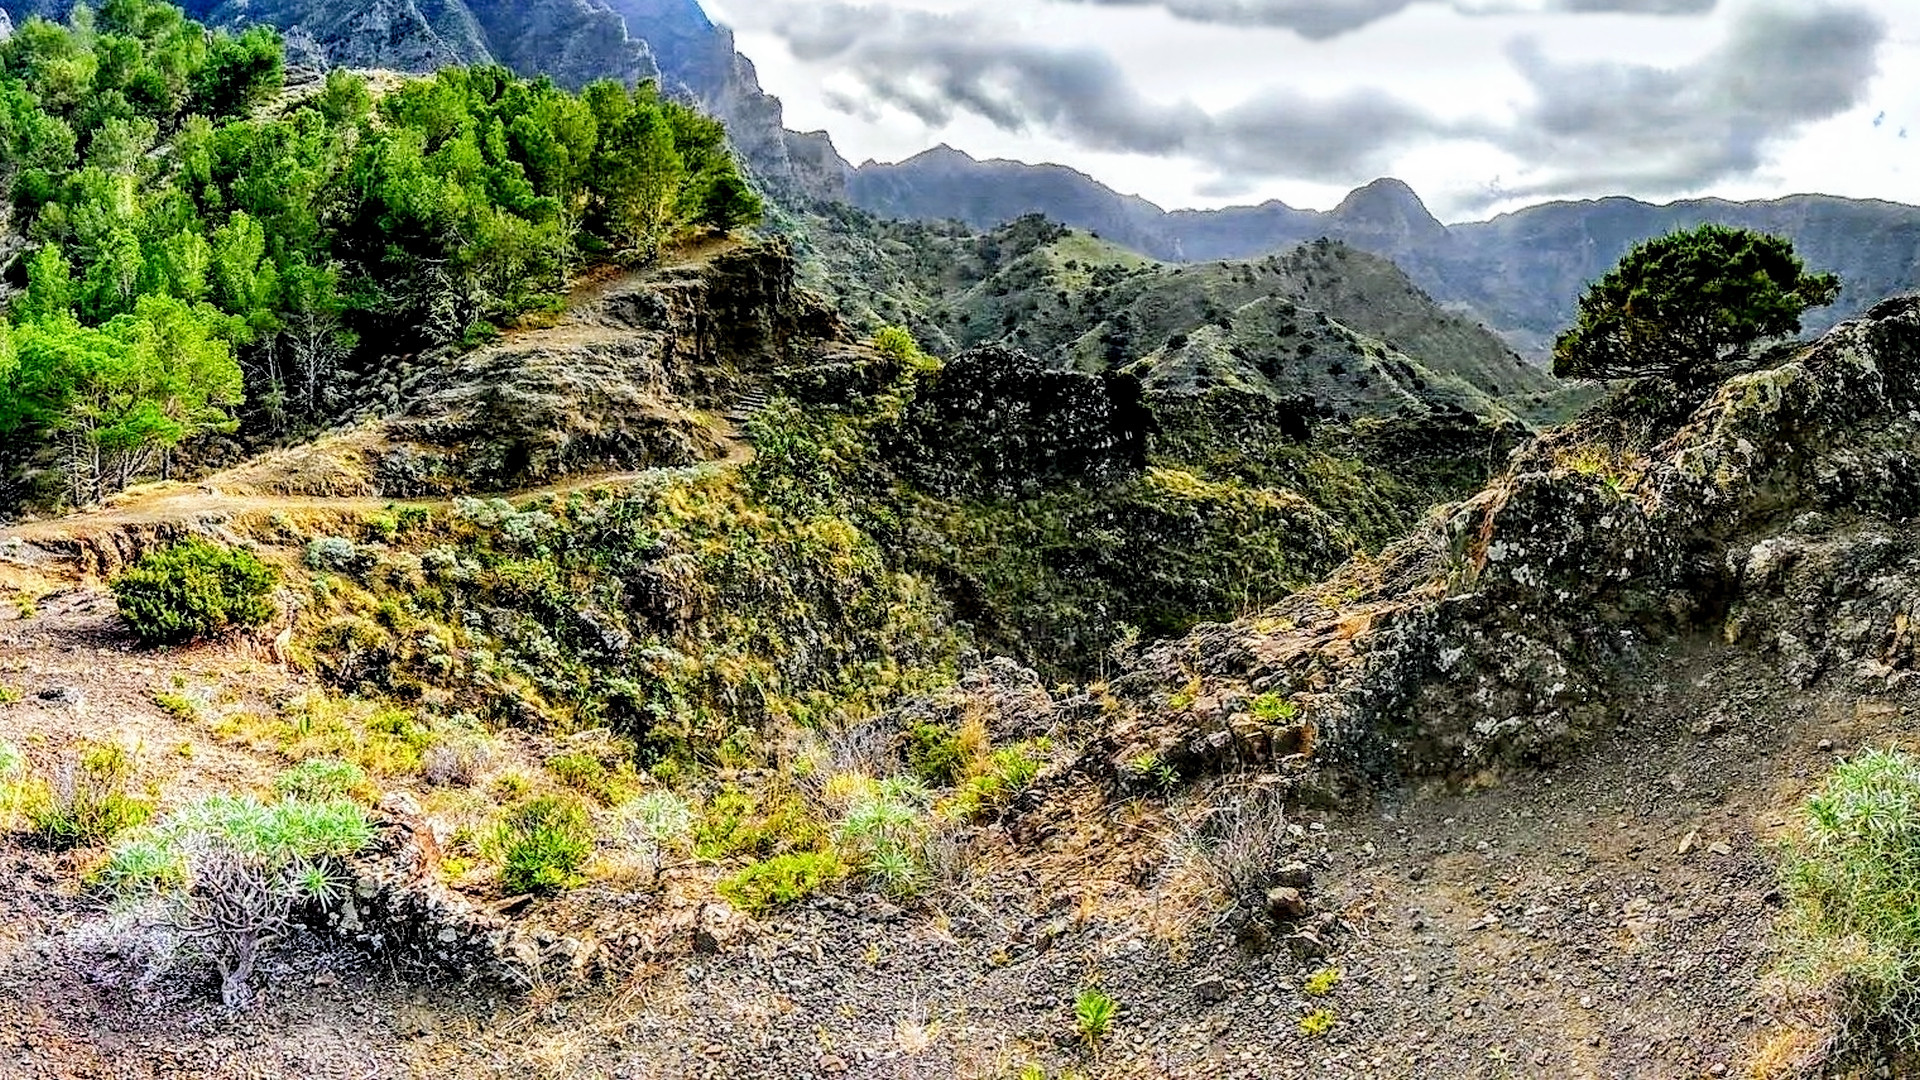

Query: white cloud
713 0 1915 219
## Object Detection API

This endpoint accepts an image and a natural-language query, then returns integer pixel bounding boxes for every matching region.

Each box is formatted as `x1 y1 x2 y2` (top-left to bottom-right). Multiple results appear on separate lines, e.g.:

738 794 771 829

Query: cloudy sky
703 0 1917 221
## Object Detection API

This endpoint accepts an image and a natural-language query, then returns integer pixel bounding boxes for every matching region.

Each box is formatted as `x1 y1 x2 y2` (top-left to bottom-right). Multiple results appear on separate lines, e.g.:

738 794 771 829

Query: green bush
952 741 1048 819
273 759 368 803
1779 749 1920 1051
23 742 152 848
905 721 967 787
497 795 595 895
835 777 931 899
717 851 844 914
111 538 278 645
102 793 374 892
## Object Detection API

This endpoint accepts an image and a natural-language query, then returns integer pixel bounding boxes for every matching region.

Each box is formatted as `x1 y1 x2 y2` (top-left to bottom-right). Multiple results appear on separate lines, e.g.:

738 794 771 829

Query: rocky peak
1330 177 1449 245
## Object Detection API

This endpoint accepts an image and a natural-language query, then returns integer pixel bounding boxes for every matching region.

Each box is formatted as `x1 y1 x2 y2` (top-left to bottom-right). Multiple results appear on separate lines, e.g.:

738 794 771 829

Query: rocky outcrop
1089 295 1920 790
889 346 1150 500
366 240 845 493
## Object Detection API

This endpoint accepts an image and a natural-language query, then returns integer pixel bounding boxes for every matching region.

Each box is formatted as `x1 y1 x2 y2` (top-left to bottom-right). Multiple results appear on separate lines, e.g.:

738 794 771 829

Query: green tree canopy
1552 224 1841 385
0 0 763 504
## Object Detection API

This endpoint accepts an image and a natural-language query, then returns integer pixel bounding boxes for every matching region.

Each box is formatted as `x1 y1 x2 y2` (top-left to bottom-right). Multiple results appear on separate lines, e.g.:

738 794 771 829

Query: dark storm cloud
761 1 1882 198
1054 0 1716 38
1498 2 1885 196
769 4 1454 177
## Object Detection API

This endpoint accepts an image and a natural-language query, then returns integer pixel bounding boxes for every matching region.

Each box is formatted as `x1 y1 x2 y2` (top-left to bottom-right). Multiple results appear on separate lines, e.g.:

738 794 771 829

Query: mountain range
849 146 1920 356
2 0 1917 353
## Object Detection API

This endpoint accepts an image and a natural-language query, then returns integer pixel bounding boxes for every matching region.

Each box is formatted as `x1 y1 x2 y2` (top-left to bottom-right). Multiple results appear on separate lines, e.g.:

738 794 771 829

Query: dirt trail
0 594 1900 1079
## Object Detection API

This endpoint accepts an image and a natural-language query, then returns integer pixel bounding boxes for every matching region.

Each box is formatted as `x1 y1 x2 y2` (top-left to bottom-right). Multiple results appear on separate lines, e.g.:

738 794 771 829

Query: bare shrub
423 737 493 787
1180 781 1295 913
176 841 340 1008
101 795 371 1008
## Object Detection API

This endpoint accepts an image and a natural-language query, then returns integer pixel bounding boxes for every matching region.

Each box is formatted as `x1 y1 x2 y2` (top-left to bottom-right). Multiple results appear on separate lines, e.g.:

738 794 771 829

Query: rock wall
888 345 1151 500
1089 296 1920 789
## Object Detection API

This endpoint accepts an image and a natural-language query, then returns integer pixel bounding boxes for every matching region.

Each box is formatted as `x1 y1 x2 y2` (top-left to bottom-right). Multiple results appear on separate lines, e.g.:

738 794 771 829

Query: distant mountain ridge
849 146 1920 356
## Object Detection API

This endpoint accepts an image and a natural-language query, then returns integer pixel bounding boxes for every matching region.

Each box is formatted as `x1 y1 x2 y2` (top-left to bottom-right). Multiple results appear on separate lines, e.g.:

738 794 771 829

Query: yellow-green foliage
274 758 370 803
1300 1008 1336 1037
952 741 1049 819
694 787 826 860
20 742 152 848
1074 987 1116 1046
1250 692 1298 723
1778 749 1920 1050
496 794 595 895
271 693 437 776
718 851 844 915
1304 966 1342 996
152 690 201 721
297 463 962 764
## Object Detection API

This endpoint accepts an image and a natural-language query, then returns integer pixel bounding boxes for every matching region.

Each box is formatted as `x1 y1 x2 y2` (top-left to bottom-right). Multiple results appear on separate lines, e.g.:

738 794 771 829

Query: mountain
0 0 850 201
848 147 1920 356
796 211 1574 425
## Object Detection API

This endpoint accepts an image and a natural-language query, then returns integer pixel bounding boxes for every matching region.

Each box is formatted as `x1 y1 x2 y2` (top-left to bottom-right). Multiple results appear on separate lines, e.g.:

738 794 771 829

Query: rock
1285 931 1330 961
36 686 83 709
1273 862 1315 890
1677 831 1699 856
1195 976 1229 1005
1266 887 1310 923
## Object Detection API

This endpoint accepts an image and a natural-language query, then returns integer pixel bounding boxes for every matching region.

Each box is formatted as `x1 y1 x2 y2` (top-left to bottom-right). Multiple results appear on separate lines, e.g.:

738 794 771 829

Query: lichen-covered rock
1095 295 1920 787
373 239 846 494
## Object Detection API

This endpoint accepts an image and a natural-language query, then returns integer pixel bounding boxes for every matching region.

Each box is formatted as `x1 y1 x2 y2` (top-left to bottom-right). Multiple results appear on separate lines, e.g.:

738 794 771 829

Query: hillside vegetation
791 209 1581 425
0 0 758 506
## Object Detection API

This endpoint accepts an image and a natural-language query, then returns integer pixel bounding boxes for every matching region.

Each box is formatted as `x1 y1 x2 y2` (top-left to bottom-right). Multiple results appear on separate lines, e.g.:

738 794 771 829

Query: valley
1 2 1919 1078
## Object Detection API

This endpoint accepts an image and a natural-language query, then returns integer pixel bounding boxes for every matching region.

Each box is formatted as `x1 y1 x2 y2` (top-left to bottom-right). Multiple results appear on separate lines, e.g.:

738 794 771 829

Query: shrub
422 737 492 788
905 720 967 787
717 851 844 914
101 794 372 1008
1300 1008 1336 1037
836 777 932 899
1304 966 1342 996
694 788 825 860
952 742 1048 819
1183 783 1294 911
304 536 362 573
23 742 151 847
1074 987 1116 1047
496 795 594 895
111 538 278 645
273 759 367 803
616 790 694 885
1778 748 1920 1054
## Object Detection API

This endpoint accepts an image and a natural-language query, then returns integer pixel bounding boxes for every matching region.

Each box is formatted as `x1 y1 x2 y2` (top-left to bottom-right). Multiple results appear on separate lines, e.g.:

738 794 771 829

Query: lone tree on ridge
1552 224 1841 386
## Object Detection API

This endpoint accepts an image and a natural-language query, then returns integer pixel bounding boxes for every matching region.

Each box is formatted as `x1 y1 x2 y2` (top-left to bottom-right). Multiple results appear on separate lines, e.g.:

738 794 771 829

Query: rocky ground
0 575 1896 1079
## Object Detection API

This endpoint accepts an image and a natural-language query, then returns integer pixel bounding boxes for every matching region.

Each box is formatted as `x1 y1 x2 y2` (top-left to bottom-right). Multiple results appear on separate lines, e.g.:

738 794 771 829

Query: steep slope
1094 294 1920 788
849 147 1920 356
